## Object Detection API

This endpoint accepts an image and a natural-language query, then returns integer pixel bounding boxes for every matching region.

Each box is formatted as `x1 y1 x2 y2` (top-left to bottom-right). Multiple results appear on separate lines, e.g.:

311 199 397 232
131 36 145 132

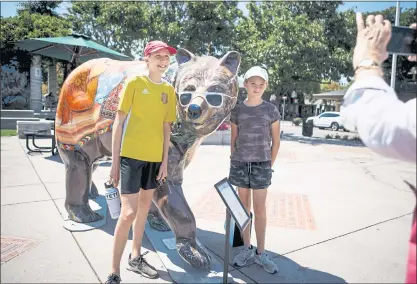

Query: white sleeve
341 75 416 163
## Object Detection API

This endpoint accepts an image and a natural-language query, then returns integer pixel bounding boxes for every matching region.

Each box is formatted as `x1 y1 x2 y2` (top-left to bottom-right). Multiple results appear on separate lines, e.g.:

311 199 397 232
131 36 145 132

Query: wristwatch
355 59 380 72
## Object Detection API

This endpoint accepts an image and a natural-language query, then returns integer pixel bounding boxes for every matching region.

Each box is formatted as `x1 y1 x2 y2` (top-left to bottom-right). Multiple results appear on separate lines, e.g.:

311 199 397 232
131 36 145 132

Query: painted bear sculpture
55 48 241 269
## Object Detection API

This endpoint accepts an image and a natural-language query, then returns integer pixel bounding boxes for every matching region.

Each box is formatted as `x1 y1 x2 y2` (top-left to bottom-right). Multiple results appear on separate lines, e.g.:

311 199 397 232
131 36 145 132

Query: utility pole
390 1 401 89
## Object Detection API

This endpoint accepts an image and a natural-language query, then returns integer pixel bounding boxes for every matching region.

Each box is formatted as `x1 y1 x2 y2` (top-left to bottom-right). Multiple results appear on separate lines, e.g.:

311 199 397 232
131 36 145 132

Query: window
320 113 339 118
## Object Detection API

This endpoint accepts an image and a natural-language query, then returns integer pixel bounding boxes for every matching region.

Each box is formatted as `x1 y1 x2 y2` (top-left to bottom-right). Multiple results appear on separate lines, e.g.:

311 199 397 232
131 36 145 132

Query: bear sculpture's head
167 48 241 137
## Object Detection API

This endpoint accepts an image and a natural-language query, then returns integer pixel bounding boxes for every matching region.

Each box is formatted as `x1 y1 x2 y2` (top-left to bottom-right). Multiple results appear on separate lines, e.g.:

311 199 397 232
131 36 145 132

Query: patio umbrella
14 33 132 64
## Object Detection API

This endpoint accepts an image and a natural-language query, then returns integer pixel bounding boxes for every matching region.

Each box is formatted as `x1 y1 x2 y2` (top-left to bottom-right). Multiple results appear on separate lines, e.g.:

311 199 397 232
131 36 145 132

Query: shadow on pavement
95 216 172 283
281 133 364 148
97 212 156 252
96 213 194 283
44 153 63 163
196 228 347 284
81 214 346 283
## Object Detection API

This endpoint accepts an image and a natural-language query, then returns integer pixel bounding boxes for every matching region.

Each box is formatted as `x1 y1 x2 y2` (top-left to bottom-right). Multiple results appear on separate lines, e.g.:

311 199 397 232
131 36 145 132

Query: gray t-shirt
230 100 281 162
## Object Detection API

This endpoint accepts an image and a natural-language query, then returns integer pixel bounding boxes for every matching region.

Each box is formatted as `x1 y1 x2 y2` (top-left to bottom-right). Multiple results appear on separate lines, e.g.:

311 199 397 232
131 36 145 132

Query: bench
24 132 58 155
22 118 58 155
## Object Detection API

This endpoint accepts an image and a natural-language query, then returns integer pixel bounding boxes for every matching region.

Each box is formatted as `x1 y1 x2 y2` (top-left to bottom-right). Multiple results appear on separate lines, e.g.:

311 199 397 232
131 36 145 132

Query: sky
1 1 416 18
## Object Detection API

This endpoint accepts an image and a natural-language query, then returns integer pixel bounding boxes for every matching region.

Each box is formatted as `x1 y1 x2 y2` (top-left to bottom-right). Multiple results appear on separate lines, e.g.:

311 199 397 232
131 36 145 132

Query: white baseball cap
244 66 268 82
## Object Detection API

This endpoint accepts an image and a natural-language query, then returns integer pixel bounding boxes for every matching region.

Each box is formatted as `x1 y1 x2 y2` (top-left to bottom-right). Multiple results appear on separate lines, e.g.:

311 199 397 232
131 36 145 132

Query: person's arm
112 111 127 164
229 107 238 155
271 121 280 166
270 106 281 166
230 122 238 155
342 73 416 163
110 78 135 186
341 13 416 163
162 122 171 164
157 87 177 181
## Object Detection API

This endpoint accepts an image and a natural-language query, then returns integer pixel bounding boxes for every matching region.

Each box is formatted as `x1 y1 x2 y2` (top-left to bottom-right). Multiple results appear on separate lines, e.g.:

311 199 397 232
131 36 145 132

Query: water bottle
104 181 121 219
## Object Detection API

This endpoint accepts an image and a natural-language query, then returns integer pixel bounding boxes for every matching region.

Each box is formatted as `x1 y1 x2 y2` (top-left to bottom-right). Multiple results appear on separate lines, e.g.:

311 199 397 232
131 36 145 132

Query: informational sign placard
33 67 42 79
215 177 251 231
162 238 176 250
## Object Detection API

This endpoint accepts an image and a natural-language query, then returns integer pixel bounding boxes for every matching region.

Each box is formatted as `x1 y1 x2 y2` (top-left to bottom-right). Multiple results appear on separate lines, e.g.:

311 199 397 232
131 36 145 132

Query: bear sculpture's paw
66 203 103 223
147 213 171 232
176 238 211 269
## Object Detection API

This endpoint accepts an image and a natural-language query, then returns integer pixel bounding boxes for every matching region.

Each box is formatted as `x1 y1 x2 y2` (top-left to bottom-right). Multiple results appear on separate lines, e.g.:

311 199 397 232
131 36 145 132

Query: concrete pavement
1 135 415 283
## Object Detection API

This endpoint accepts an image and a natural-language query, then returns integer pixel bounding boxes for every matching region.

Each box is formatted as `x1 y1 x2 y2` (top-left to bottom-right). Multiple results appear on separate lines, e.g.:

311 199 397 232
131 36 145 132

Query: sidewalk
1 136 416 283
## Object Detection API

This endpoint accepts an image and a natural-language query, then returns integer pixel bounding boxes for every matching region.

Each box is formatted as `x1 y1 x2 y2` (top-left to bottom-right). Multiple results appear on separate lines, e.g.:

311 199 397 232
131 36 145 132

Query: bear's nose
187 104 202 119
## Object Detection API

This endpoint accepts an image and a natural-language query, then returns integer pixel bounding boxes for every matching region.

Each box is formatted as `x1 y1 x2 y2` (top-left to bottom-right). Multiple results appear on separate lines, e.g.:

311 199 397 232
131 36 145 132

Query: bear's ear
219 51 241 77
176 48 195 66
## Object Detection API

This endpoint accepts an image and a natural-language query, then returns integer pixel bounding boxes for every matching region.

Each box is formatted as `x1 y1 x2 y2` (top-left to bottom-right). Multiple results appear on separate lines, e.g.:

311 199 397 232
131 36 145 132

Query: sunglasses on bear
178 92 236 108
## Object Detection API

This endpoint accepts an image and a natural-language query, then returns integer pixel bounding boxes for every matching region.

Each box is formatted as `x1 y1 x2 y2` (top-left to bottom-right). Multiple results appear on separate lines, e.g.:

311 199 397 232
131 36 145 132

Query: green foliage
2 0 415 92
1 2 71 73
320 81 345 92
67 1 241 58
67 1 152 58
293 117 302 126
17 1 62 16
178 2 242 56
1 0 71 92
0 129 17 137
232 2 355 98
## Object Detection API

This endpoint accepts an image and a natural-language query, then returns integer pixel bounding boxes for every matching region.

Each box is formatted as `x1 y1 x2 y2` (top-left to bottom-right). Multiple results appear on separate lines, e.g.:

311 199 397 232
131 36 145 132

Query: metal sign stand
215 177 251 284
223 209 231 284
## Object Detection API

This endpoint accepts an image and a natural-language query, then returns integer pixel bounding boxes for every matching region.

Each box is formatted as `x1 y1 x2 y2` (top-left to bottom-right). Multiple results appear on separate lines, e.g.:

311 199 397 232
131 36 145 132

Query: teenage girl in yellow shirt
106 41 177 284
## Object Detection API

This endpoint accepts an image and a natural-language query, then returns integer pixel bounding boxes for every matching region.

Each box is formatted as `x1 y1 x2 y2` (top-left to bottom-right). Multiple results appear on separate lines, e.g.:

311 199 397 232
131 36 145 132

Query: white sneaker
233 246 255 267
254 252 279 274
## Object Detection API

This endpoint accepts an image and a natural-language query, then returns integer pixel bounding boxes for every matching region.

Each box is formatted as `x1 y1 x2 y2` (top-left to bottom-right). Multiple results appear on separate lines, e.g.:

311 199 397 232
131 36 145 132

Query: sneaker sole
254 258 279 274
126 266 159 279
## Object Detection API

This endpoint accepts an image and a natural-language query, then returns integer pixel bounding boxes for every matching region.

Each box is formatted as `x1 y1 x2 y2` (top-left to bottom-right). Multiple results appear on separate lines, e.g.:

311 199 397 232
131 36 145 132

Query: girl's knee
253 206 266 217
120 209 136 223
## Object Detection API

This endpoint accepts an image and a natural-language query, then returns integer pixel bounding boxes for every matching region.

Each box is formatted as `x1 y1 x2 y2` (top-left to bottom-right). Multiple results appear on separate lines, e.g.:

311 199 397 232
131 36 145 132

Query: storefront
312 89 346 113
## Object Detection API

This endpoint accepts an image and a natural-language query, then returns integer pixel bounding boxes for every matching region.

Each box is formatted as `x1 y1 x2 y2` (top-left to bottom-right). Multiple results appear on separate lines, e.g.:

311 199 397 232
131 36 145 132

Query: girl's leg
111 193 139 275
131 188 156 258
238 187 252 247
252 188 268 253
252 187 278 274
233 187 256 267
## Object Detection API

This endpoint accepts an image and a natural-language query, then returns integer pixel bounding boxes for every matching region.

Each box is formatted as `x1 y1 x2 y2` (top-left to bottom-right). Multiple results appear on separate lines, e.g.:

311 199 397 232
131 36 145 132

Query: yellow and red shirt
118 76 176 162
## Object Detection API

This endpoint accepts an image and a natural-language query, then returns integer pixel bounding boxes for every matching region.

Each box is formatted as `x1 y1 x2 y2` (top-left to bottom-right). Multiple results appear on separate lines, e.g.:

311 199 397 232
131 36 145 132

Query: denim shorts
228 160 272 189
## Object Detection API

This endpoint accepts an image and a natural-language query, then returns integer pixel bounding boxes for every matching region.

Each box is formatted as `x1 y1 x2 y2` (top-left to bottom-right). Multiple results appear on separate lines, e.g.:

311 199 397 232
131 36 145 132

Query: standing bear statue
55 48 241 269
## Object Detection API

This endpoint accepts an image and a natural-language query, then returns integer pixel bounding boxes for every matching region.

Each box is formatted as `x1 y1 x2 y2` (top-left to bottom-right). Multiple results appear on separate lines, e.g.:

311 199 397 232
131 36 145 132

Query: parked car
306 111 346 131
217 121 231 131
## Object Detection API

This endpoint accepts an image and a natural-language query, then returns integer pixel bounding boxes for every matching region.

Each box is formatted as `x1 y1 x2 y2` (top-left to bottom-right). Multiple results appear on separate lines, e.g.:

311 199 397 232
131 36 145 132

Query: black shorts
229 160 272 189
120 156 161 194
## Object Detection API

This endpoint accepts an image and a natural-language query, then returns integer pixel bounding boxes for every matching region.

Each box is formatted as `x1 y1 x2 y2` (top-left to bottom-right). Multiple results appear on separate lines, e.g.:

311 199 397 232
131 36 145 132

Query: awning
312 89 347 101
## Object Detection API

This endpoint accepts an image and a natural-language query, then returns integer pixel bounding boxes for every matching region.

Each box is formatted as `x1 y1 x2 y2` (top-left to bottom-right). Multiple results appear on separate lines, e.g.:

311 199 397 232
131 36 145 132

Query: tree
17 1 61 17
179 1 242 56
233 2 354 97
1 2 71 72
320 81 344 92
1 0 71 93
144 1 185 50
67 1 241 58
67 1 154 59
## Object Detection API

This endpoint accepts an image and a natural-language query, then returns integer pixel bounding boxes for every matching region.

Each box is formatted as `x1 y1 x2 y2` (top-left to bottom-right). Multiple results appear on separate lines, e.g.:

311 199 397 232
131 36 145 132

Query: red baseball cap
144 41 177 57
